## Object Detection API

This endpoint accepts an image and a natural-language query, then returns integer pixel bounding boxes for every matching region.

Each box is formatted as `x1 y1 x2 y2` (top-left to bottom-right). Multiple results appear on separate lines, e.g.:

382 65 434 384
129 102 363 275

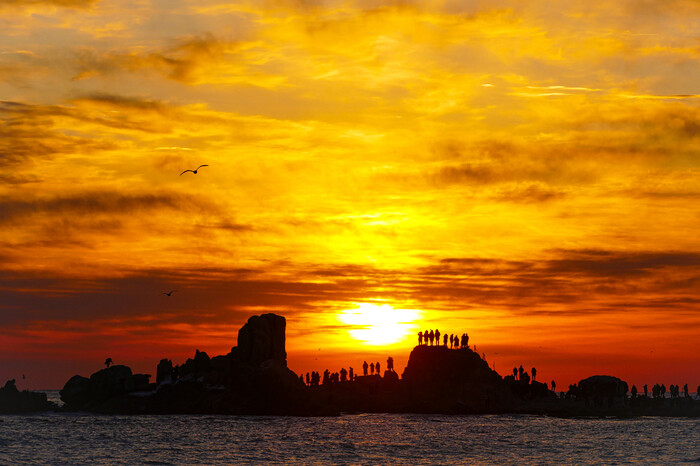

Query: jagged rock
156 359 173 385
0 379 55 414
194 349 211 373
236 313 287 367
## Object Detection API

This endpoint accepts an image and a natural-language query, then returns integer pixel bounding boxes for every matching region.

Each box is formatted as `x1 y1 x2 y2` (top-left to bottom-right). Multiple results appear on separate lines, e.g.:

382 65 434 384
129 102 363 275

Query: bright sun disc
338 303 421 346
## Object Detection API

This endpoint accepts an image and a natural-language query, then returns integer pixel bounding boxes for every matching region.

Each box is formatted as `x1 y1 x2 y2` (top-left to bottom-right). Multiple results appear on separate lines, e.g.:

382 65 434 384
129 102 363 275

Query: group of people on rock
512 365 539 383
302 356 395 386
509 365 555 390
418 330 469 349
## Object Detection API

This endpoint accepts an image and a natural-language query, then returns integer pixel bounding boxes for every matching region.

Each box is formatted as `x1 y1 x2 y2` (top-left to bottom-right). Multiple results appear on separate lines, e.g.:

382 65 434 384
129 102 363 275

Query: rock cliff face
234 313 287 367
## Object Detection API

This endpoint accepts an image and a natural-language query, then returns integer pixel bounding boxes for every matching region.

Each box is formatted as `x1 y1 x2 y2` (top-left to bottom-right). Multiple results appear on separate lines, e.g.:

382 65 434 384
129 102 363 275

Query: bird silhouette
180 165 209 176
163 290 177 296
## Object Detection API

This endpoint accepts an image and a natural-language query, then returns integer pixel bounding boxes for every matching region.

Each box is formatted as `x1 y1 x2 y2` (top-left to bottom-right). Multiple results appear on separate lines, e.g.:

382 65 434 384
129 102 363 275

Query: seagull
180 165 209 176
162 290 177 296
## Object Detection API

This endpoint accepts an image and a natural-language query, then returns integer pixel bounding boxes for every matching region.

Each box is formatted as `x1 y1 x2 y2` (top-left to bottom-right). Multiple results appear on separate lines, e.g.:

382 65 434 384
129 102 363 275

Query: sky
1 0 699 390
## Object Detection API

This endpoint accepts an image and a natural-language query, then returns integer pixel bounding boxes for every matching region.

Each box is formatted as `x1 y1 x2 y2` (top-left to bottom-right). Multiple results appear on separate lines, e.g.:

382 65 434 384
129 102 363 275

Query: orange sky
1 0 699 391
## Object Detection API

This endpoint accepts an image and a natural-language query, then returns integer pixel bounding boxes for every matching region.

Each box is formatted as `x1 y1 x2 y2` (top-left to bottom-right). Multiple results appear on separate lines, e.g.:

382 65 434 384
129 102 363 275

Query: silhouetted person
105 358 113 368
513 367 518 380
450 334 454 348
418 331 423 346
518 365 524 381
349 367 354 381
531 367 537 382
387 356 394 372
631 385 637 398
363 361 368 376
435 329 440 346
684 384 689 398
522 371 530 385
370 362 375 375
464 332 469 348
443 334 448 346
340 368 347 382
375 361 380 374
428 330 434 345
551 380 556 392
299 374 304 384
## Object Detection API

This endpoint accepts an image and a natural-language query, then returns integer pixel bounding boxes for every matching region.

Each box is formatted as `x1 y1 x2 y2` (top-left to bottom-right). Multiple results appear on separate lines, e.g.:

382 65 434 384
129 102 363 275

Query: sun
338 303 422 346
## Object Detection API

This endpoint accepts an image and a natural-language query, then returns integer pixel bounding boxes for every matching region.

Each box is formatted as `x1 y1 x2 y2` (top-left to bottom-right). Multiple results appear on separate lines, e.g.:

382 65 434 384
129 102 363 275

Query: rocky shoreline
3 313 698 417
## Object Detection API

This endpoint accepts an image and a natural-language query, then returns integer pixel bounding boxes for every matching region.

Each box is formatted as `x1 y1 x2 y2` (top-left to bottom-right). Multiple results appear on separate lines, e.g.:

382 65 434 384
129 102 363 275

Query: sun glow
338 303 422 346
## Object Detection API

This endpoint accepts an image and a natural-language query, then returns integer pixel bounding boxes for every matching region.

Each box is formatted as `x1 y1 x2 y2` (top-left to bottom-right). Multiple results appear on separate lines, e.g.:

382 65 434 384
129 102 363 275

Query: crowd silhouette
417 329 470 349
303 356 397 387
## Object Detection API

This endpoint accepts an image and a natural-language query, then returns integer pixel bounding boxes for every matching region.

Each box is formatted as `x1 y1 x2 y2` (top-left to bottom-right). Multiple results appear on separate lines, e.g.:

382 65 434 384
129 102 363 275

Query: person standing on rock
104 358 113 368
418 331 423 346
376 361 381 375
387 356 394 372
363 361 368 376
532 367 537 382
435 329 440 347
370 362 375 375
349 367 354 381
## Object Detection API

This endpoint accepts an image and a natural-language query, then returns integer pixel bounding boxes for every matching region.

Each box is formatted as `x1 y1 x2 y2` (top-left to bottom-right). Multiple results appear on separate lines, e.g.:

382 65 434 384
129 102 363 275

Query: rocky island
6 312 694 417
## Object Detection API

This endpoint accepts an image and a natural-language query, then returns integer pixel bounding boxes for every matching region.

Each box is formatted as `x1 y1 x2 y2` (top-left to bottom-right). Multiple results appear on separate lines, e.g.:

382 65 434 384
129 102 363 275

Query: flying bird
163 290 177 296
180 164 209 176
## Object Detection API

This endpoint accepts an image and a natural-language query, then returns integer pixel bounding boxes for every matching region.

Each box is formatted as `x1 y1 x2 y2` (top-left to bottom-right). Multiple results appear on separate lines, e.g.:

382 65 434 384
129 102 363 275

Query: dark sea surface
1 392 698 465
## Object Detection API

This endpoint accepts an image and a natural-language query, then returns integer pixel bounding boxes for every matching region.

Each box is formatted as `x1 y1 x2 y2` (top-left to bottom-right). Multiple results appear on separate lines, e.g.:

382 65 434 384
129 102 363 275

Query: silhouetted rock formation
399 345 518 413
0 379 56 413
578 375 628 407
156 358 173 385
56 313 699 417
59 313 327 415
59 365 153 411
234 313 287 366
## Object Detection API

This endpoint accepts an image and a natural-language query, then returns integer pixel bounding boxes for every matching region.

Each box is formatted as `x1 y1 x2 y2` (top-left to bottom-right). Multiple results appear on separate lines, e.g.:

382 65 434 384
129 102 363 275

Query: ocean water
1 393 698 464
